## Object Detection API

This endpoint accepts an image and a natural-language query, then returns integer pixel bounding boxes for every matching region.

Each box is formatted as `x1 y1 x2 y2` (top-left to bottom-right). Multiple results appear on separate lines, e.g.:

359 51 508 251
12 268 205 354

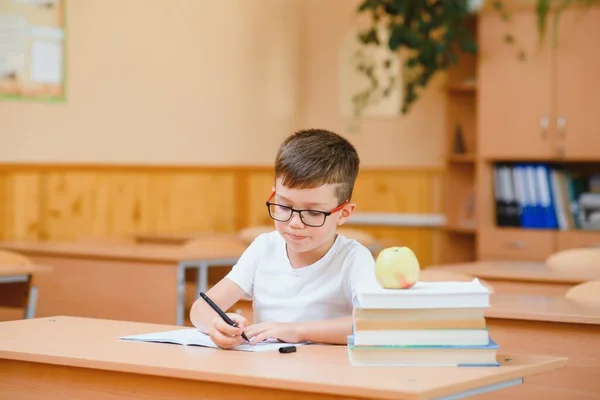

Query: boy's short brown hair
274 129 360 203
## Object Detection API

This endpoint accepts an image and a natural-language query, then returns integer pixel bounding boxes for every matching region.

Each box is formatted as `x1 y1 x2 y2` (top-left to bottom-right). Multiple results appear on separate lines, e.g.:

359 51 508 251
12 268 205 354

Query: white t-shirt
226 230 376 324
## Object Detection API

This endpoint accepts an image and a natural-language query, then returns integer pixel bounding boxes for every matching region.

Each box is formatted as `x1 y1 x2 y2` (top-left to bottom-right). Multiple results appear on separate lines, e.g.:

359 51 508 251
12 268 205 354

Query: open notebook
119 328 307 352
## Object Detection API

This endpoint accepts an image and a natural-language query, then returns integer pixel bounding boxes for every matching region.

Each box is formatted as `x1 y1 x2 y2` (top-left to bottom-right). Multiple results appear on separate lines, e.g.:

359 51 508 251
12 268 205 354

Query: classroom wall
0 0 301 165
298 0 447 168
0 0 447 167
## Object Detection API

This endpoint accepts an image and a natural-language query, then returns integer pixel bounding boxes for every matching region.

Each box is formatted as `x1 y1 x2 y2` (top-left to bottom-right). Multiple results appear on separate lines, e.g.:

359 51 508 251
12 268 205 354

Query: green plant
493 0 599 60
354 0 477 116
353 0 599 116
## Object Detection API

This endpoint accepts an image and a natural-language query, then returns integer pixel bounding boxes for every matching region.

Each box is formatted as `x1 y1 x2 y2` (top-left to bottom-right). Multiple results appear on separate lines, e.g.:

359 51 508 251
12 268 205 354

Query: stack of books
348 278 499 367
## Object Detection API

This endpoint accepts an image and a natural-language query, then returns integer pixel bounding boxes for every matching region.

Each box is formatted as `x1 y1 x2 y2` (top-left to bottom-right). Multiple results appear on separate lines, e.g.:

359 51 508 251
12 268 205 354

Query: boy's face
271 177 355 254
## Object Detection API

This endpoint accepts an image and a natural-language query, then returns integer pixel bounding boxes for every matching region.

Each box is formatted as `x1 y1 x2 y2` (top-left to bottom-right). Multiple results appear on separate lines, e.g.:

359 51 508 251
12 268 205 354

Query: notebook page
119 328 305 352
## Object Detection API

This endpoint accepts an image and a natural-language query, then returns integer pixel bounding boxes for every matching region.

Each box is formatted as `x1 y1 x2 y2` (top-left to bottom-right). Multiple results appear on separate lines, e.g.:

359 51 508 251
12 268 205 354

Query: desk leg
176 262 186 326
25 285 38 319
435 378 522 400
197 263 208 295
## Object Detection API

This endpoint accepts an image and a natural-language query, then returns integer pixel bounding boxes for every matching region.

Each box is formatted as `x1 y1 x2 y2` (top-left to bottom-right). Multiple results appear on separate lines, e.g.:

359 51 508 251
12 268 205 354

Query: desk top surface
0 316 566 400
0 239 246 263
428 261 600 284
487 294 600 325
134 232 240 245
0 263 51 276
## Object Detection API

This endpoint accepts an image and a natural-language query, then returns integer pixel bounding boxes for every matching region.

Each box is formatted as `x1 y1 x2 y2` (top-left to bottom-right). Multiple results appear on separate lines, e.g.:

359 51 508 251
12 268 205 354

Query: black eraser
278 345 297 354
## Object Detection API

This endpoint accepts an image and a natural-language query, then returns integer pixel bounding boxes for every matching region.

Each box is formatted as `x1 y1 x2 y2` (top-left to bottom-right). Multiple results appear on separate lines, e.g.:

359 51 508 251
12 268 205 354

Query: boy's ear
337 203 356 225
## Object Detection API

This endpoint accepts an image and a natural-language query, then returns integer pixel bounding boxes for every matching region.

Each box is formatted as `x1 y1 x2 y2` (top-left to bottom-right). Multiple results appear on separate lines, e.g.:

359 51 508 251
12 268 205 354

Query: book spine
353 318 487 331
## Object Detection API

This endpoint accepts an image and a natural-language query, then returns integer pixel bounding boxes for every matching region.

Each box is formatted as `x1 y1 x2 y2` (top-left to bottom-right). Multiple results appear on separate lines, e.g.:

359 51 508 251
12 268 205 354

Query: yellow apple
374 246 420 289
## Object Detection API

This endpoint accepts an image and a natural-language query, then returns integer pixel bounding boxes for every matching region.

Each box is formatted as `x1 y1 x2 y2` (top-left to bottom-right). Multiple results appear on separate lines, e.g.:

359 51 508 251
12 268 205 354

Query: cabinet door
556 231 600 250
555 7 600 160
478 12 555 159
478 228 556 261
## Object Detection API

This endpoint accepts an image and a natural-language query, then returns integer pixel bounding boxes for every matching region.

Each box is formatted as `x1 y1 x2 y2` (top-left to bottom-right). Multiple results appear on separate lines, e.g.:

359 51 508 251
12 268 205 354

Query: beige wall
0 0 446 167
298 0 447 168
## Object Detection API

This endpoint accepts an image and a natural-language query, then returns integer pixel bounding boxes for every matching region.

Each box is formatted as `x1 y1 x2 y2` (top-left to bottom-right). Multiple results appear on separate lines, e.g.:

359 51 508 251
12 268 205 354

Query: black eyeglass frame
265 190 348 228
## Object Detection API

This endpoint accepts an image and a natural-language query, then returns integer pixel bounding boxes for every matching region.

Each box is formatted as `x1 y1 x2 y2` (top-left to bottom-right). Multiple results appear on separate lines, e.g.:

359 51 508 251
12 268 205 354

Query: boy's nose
289 211 305 228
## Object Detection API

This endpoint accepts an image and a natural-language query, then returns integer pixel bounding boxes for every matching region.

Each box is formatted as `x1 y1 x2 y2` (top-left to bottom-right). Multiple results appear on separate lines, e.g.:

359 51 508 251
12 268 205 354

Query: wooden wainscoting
0 164 443 266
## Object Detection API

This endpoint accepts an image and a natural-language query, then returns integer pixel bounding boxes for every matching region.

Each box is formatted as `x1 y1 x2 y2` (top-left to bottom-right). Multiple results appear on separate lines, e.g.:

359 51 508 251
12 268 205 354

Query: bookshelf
475 6 600 262
441 5 600 265
440 16 478 264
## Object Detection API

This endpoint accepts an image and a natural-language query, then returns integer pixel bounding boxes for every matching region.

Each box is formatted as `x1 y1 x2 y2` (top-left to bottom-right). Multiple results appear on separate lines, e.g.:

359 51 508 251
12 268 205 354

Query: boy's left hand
244 322 301 345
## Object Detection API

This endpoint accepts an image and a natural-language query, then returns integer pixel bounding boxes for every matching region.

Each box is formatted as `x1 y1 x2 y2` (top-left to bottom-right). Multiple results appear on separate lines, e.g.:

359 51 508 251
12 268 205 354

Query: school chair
0 249 39 320
545 247 600 275
419 268 495 293
565 280 600 304
237 225 274 245
182 234 247 251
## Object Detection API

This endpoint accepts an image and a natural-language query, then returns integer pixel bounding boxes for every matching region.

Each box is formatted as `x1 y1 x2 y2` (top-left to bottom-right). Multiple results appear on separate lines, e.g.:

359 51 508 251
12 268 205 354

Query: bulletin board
0 0 66 102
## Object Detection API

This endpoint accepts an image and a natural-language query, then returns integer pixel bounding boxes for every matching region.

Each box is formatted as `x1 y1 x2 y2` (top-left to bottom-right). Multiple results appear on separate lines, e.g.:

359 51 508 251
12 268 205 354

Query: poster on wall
0 0 66 102
339 26 402 118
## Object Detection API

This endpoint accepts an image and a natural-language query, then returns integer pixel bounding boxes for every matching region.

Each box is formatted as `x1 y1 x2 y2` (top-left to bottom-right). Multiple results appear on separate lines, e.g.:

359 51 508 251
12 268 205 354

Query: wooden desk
428 261 600 296
481 294 600 399
0 241 245 326
0 263 51 320
0 316 566 400
134 232 241 246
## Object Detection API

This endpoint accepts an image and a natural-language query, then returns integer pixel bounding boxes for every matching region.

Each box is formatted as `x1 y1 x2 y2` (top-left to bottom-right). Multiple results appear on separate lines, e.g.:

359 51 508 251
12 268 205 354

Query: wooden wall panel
353 169 440 213
246 169 275 228
0 165 443 265
0 172 42 240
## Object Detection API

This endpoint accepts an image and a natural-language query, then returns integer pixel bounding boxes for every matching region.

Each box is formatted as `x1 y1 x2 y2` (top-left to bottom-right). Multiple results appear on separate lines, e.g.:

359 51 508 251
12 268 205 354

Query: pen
199 292 250 342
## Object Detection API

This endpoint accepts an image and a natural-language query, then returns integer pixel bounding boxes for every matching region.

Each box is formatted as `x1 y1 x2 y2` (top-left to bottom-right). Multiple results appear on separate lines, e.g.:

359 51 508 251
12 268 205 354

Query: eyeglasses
265 190 348 228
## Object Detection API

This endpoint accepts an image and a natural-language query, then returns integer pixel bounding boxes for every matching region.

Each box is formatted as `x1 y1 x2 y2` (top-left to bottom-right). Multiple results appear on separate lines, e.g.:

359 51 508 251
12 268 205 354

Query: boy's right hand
208 313 248 349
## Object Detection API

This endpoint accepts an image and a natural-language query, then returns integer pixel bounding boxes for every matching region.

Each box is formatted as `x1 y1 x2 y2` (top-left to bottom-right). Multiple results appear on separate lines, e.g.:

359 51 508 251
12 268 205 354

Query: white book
353 328 489 347
355 279 490 309
119 328 307 352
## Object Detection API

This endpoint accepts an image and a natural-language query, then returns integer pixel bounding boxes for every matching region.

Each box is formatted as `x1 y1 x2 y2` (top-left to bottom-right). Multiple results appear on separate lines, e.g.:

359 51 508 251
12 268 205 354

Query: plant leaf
536 0 551 47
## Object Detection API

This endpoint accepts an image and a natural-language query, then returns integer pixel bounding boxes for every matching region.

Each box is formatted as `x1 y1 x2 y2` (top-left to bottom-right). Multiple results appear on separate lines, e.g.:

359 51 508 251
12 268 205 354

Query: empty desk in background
0 316 567 400
134 232 241 246
0 241 245 326
0 264 51 320
426 261 600 296
481 294 600 399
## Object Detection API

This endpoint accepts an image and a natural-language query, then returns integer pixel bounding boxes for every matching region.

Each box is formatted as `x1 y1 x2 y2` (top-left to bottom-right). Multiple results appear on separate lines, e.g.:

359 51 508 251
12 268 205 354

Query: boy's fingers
229 314 248 329
244 322 268 339
210 327 239 349
213 317 242 336
250 332 268 345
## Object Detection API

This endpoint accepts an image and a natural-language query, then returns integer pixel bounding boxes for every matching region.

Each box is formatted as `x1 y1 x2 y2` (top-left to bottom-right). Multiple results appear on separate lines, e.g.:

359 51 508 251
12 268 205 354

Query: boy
189 129 376 348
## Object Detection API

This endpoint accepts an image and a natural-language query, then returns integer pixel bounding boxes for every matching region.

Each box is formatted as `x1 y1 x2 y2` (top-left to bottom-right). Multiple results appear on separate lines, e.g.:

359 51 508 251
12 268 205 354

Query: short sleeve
225 233 267 298
346 245 377 303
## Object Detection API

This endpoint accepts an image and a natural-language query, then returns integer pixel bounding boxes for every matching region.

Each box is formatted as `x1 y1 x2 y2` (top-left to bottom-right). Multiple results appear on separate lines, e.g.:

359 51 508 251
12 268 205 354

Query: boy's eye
306 210 324 217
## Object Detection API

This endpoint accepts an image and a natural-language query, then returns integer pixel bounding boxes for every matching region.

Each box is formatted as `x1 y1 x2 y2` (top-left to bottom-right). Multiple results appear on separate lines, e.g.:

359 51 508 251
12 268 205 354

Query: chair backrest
546 248 600 275
183 234 247 252
565 280 600 304
237 225 275 245
0 249 32 266
337 228 377 247
419 268 495 293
